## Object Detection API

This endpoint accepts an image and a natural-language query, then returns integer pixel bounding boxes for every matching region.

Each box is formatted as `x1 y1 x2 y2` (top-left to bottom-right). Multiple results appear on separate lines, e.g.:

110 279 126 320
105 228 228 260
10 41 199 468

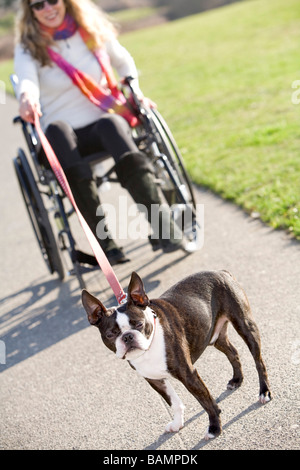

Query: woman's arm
106 38 156 108
106 39 143 95
14 45 42 123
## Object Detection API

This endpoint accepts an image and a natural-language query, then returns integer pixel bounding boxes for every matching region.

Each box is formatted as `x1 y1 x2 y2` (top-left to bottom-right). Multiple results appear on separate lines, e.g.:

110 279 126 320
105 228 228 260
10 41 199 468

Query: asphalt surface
0 95 299 451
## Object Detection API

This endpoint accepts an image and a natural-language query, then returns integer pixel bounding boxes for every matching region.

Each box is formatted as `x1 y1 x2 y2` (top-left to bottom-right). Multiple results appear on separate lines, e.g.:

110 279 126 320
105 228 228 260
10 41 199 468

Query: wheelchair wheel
150 108 196 206
13 148 65 280
52 187 87 290
137 107 199 243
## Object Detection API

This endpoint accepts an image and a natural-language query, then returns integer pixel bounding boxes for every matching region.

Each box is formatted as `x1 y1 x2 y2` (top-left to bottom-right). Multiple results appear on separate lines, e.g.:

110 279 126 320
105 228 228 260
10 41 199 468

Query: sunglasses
30 0 59 11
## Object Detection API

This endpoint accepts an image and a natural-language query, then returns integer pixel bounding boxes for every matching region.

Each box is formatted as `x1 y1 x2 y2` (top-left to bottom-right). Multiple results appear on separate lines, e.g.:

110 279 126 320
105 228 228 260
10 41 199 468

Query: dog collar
149 311 157 345
143 310 157 354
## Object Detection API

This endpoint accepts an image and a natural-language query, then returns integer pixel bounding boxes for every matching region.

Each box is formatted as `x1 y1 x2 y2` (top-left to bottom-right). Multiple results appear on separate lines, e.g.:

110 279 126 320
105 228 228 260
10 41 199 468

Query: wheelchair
11 74 199 289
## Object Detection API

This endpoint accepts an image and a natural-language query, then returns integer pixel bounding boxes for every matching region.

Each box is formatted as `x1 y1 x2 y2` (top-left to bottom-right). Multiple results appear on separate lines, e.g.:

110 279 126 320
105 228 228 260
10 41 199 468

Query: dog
82 270 271 439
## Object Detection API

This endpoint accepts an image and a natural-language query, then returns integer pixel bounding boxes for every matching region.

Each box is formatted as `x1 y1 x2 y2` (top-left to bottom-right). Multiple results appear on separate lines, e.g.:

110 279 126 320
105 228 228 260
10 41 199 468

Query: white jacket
14 32 140 130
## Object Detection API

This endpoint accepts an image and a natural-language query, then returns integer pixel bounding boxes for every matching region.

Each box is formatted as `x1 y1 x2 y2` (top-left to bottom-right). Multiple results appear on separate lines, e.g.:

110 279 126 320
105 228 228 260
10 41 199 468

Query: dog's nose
123 332 134 344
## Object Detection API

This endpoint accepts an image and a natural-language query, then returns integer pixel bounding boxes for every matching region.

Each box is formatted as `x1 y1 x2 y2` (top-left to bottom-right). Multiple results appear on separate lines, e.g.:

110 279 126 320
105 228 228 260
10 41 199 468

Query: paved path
0 95 299 451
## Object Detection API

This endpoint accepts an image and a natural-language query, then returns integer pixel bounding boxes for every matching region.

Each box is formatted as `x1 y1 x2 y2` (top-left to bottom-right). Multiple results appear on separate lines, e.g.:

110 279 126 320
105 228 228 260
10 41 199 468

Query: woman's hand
120 78 157 109
139 95 157 109
19 92 42 123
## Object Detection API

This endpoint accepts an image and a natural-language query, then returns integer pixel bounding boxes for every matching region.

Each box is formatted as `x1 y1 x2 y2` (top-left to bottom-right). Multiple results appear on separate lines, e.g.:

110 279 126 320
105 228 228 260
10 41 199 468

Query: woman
14 0 184 265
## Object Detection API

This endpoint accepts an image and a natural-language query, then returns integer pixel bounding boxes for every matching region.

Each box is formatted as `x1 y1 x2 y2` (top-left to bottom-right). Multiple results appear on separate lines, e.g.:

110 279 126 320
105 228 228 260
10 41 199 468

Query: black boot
115 152 184 252
65 165 129 265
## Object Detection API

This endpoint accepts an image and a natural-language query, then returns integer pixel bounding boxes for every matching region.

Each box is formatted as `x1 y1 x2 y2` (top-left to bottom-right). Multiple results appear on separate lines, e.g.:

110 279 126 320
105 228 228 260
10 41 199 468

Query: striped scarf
41 14 139 127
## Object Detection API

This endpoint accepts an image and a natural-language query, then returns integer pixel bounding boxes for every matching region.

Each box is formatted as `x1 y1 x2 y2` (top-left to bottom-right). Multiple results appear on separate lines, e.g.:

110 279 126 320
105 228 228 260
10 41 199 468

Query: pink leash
34 112 127 305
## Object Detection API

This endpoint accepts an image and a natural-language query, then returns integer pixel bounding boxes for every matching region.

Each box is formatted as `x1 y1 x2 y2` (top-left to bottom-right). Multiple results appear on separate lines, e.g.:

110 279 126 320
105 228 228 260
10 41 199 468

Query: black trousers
39 113 182 248
42 113 139 179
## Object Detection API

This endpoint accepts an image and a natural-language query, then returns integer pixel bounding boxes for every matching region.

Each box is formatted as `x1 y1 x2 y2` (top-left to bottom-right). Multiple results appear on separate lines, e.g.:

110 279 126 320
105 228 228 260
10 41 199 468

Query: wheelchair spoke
133 103 200 247
13 150 65 280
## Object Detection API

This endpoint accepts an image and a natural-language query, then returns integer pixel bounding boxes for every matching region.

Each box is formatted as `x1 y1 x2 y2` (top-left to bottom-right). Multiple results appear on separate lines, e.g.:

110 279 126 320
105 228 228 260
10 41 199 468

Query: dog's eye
133 321 143 330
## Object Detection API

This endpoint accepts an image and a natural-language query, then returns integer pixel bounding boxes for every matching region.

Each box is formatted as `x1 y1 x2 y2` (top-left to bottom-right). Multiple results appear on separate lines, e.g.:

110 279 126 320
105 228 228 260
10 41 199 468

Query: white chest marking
130 318 169 380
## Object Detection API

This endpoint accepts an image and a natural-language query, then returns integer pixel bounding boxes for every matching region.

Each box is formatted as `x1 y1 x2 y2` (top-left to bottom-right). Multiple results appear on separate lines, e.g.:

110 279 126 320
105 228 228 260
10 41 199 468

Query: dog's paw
204 429 216 441
165 420 184 433
204 424 221 441
259 391 271 404
227 376 243 390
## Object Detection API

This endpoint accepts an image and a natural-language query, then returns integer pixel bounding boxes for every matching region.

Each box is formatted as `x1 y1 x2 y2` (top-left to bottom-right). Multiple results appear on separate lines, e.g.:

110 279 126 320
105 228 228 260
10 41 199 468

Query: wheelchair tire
13 148 65 280
140 107 200 243
150 108 196 208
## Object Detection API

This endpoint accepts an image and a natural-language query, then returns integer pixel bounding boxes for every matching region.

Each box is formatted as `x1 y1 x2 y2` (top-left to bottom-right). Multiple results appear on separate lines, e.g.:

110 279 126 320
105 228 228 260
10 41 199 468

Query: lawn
121 0 300 239
1 0 300 238
109 6 158 24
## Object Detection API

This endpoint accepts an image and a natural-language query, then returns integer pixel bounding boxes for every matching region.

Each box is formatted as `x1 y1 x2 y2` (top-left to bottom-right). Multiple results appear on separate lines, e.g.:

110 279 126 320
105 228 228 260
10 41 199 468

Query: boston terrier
82 270 271 440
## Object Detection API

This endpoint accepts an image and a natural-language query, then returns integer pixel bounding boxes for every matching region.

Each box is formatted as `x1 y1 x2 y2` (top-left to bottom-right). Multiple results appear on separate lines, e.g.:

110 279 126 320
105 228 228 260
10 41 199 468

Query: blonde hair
15 0 118 66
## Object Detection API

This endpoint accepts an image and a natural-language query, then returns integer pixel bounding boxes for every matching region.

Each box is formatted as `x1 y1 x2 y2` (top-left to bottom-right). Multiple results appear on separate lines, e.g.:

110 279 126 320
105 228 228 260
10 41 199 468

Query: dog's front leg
146 378 185 433
177 368 222 440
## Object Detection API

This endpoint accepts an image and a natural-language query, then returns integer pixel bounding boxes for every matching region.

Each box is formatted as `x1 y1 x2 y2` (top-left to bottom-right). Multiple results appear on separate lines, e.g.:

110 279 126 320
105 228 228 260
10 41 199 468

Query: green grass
1 0 300 238
110 7 158 24
0 58 13 95
0 11 14 36
121 0 300 239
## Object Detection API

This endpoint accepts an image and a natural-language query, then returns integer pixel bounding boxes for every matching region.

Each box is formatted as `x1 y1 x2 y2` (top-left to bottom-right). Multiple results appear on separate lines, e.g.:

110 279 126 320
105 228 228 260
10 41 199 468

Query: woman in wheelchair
14 0 184 265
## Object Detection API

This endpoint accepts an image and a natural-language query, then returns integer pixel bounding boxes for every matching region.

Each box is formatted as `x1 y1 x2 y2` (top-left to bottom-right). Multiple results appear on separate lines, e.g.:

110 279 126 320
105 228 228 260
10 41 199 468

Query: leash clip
118 291 128 305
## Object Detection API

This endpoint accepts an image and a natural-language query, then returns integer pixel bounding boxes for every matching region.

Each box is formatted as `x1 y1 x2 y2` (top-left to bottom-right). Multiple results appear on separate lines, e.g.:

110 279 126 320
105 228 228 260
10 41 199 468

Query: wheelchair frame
11 75 199 289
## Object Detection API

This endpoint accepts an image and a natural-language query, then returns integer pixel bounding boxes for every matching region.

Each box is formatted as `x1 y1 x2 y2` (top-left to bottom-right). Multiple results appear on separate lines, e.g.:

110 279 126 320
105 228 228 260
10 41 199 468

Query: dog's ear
82 290 107 326
128 272 149 308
